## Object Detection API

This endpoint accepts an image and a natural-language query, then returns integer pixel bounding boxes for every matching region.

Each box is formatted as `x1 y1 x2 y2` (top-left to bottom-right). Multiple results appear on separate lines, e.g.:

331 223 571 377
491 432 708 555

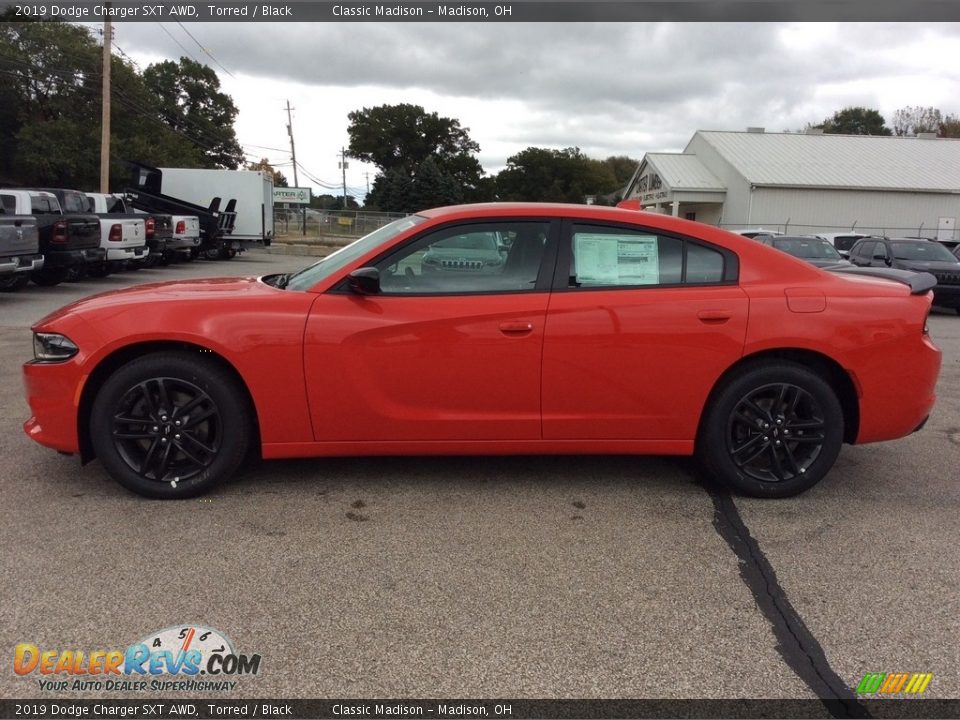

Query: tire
89 352 252 499
86 263 111 278
32 267 67 286
0 274 30 291
204 247 221 261
696 362 844 498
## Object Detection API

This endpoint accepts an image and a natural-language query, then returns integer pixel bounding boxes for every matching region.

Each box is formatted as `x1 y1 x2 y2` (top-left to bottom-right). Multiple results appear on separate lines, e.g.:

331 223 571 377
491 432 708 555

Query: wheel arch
77 341 261 464
697 348 860 448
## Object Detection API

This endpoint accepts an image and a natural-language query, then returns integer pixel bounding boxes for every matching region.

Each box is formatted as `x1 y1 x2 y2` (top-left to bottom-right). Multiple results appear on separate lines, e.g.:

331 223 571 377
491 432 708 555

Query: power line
172 20 237 79
157 22 199 64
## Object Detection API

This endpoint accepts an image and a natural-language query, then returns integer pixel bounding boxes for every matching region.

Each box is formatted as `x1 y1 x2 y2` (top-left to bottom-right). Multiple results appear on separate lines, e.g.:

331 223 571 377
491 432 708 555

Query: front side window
568 225 727 288
376 221 549 295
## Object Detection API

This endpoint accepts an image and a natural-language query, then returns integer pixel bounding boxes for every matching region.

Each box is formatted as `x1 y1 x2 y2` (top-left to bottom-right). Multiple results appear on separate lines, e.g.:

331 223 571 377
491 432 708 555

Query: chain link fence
275 209 407 239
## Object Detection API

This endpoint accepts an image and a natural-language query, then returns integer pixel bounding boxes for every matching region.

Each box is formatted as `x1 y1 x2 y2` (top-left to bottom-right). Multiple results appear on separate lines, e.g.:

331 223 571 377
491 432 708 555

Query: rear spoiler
828 266 937 294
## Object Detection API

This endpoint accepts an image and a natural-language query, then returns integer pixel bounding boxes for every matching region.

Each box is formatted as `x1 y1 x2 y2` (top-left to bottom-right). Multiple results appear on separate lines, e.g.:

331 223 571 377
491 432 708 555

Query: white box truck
158 168 274 244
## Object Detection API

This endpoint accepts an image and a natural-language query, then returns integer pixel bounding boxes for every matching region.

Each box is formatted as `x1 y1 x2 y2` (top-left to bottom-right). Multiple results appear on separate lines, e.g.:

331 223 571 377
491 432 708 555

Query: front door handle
499 321 534 335
697 309 732 323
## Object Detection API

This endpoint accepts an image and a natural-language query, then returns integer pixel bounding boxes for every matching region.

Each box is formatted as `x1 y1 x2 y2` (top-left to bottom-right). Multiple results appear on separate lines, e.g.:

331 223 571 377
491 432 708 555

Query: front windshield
284 215 425 291
890 241 958 263
774 238 842 259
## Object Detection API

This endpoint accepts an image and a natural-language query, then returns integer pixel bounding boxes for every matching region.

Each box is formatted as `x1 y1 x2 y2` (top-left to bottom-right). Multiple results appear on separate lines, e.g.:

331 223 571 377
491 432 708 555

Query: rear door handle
697 309 732 323
499 321 534 335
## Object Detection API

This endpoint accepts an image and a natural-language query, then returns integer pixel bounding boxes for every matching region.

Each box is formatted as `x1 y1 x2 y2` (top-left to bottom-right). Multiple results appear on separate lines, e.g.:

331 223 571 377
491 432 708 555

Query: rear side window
0 195 14 214
834 235 860 252
569 224 728 288
30 195 57 214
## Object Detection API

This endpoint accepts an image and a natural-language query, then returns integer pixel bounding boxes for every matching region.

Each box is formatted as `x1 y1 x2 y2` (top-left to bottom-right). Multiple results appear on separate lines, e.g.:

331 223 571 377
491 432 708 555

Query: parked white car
814 232 872 258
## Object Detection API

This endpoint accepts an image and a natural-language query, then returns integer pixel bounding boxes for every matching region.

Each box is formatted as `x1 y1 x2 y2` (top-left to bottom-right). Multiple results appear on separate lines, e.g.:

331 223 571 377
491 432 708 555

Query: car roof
416 202 663 221
818 232 869 239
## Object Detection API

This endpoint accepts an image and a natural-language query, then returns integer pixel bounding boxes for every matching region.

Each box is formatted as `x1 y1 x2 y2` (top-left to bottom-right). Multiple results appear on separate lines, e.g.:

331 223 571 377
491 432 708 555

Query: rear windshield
60 191 88 213
773 238 842 259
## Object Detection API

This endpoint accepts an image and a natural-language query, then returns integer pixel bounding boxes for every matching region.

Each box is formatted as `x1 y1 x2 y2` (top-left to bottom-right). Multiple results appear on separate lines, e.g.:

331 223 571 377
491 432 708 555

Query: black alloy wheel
697 362 844 498
727 383 825 484
90 352 251 498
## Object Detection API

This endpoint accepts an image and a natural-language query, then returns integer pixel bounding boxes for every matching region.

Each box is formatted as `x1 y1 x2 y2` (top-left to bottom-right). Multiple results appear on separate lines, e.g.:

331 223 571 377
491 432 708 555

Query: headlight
33 333 79 362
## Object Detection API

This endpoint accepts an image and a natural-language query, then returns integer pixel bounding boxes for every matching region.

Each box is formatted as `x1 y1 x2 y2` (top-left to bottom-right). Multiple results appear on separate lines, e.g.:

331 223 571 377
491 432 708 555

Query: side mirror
347 267 380 295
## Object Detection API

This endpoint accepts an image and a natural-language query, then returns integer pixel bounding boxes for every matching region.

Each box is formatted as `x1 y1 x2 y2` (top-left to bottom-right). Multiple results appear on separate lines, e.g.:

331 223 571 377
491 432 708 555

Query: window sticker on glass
574 234 660 285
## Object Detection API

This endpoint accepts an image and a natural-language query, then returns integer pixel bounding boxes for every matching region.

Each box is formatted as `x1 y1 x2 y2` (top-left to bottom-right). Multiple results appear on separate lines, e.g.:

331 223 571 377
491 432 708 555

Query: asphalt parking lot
0 249 957 705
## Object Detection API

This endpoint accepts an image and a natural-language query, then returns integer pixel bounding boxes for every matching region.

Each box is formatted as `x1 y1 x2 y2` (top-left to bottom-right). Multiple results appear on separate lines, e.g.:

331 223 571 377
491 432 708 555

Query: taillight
175 220 186 234
145 217 155 239
108 224 122 242
52 220 67 243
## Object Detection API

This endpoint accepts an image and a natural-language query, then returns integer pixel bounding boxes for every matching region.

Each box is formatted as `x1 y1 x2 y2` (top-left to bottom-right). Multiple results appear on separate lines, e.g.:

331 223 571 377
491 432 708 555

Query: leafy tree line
0 16 243 191
347 103 636 213
807 105 960 137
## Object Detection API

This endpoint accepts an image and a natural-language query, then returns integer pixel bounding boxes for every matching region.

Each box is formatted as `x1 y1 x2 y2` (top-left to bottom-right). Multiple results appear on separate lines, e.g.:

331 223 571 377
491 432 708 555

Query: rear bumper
855 333 941 444
169 235 201 251
43 248 106 268
0 253 44 275
106 245 149 262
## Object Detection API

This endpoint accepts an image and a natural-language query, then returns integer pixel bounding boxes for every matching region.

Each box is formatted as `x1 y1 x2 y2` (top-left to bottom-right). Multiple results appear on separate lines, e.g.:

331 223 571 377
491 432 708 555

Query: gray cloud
103 21 960 173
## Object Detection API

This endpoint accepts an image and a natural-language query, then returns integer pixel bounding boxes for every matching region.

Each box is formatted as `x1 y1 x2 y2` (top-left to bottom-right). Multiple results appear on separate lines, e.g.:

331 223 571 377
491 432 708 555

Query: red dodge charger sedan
23 204 941 499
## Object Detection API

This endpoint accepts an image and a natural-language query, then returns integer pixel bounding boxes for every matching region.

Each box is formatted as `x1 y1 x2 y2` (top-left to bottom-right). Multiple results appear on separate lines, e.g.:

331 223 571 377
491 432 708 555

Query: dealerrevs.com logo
14 625 261 693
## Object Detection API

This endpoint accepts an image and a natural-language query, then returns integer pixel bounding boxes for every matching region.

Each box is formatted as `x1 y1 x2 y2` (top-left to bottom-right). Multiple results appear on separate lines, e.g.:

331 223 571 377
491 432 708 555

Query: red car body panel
22 203 941 464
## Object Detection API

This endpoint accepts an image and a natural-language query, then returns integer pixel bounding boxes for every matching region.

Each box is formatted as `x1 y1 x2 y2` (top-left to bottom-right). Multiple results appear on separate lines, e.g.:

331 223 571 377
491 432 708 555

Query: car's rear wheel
697 362 844 498
90 352 252 499
31 267 67 286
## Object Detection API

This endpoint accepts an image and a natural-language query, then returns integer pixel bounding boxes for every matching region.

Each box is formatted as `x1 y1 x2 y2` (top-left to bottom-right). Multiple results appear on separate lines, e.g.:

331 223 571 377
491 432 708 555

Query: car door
541 221 748 441
303 219 558 442
850 240 873 266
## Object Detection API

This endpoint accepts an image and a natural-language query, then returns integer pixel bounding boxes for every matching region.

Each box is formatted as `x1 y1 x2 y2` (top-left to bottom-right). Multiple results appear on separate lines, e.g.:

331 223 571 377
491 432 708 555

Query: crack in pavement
707 487 871 719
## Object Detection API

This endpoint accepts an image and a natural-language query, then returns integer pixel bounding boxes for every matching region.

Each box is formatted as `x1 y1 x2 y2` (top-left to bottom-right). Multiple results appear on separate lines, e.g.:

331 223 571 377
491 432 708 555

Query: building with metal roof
622 130 960 239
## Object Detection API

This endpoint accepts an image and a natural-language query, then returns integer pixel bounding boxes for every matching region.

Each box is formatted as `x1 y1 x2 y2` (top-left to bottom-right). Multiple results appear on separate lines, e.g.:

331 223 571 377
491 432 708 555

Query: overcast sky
79 21 960 200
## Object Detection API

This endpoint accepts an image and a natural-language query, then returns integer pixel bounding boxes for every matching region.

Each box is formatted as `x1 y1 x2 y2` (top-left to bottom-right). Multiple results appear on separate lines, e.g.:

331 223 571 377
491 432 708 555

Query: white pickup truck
44 188 147 276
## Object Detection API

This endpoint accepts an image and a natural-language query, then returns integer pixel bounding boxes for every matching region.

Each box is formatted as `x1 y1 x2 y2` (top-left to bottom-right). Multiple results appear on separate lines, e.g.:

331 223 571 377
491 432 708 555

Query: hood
34 276 270 327
895 259 960 272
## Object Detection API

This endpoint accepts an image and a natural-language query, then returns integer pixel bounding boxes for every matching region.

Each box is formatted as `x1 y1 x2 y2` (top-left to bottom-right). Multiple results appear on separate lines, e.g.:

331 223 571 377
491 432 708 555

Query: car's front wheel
89 352 252 499
697 362 844 498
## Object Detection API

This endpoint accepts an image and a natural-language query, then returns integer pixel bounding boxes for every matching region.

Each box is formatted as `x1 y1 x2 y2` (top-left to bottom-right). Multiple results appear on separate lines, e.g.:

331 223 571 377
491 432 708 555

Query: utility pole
285 100 304 236
99 13 112 192
338 148 349 211
364 172 370 195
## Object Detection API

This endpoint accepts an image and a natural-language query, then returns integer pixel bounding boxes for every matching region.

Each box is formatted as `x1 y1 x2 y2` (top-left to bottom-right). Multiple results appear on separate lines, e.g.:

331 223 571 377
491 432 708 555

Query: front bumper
932 283 960 309
23 358 84 454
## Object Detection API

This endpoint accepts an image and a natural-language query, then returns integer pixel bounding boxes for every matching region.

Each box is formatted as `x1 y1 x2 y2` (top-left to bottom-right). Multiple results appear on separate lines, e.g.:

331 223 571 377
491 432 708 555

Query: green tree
495 147 619 203
940 116 960 138
246 157 288 187
142 57 244 169
813 107 892 136
408 157 464 211
366 168 413 212
347 103 491 208
0 18 208 188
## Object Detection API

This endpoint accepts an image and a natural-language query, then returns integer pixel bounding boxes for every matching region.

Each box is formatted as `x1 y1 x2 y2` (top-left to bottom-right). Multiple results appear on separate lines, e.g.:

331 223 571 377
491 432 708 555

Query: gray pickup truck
0 197 44 292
